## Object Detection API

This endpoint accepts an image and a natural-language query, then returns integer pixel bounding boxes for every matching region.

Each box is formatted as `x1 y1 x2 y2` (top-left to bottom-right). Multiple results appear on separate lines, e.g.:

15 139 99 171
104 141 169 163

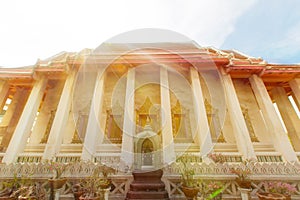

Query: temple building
0 41 299 199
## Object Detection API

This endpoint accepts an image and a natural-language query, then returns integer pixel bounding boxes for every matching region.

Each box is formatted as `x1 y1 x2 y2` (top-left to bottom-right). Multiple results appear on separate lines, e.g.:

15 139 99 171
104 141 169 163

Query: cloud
272 23 300 60
161 0 257 47
0 0 256 67
221 0 300 63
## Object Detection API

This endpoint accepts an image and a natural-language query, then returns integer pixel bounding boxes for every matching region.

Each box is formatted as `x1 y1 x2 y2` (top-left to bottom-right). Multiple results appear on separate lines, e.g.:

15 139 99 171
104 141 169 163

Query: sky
0 0 300 68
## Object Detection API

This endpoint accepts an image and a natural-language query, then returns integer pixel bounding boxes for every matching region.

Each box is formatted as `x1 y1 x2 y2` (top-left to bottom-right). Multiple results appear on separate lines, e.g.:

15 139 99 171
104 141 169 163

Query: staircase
125 169 169 200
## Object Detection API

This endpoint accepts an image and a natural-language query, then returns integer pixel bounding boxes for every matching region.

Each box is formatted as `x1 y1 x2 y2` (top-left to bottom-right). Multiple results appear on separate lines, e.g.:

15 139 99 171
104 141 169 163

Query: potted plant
0 178 20 199
48 161 70 189
0 174 29 200
80 164 115 200
97 164 115 189
72 182 86 200
258 181 297 200
47 161 70 200
79 173 103 200
230 159 254 189
176 154 199 200
200 181 224 200
12 183 46 200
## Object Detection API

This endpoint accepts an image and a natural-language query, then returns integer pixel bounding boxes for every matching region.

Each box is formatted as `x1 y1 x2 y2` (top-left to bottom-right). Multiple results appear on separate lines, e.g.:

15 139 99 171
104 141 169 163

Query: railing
55 155 81 163
94 154 121 170
0 161 299 199
257 155 283 162
17 153 43 163
223 155 242 162
17 156 42 163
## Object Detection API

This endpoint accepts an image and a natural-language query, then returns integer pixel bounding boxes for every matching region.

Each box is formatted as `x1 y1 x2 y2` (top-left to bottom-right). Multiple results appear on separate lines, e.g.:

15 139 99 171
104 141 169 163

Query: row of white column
2 69 77 163
0 66 299 163
82 65 300 165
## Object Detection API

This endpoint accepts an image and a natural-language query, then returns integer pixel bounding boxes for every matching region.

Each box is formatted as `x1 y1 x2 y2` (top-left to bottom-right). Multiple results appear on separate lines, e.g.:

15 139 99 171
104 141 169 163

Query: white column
272 87 300 151
160 66 176 165
0 80 9 110
3 77 47 163
0 88 29 148
220 68 256 160
30 80 64 144
81 70 105 161
0 88 19 129
190 67 213 155
249 74 297 161
289 78 300 109
43 70 76 160
120 68 135 167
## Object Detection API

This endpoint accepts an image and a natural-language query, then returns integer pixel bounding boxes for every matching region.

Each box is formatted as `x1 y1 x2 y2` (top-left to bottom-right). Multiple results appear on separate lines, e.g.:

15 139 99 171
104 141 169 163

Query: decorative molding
0 161 299 199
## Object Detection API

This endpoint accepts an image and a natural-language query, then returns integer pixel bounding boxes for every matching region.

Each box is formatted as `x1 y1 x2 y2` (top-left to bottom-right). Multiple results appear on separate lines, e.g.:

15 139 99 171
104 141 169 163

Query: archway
134 124 161 170
141 138 154 166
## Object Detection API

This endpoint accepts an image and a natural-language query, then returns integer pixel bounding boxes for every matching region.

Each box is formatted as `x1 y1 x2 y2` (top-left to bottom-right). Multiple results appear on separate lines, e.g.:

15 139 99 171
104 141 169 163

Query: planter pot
256 192 286 200
284 195 291 200
181 186 199 200
48 178 67 190
236 179 252 189
99 182 111 189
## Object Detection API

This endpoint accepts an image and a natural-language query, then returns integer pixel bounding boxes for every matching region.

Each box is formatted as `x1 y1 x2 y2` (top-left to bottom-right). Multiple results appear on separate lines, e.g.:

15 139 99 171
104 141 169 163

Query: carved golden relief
171 100 192 143
104 101 123 144
204 99 226 143
135 97 160 133
40 109 56 143
241 106 259 142
71 129 82 144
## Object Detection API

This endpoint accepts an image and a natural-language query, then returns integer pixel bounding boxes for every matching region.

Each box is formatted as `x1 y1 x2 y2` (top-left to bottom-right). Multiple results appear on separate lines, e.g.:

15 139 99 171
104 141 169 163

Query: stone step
130 182 166 191
126 169 170 200
126 191 169 199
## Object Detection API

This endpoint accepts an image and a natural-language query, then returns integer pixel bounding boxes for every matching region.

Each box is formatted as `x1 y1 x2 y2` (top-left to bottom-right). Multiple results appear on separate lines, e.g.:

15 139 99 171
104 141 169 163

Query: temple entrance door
134 124 161 170
141 139 153 166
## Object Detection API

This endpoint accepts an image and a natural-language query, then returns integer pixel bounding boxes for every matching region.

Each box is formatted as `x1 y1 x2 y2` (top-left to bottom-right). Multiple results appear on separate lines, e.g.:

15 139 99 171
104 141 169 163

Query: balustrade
0 161 299 199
